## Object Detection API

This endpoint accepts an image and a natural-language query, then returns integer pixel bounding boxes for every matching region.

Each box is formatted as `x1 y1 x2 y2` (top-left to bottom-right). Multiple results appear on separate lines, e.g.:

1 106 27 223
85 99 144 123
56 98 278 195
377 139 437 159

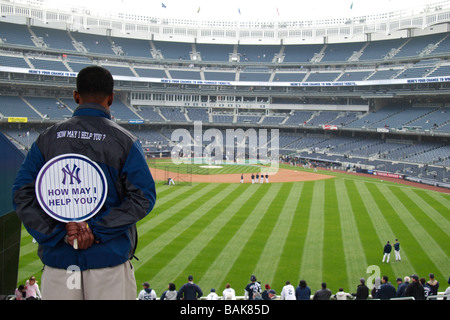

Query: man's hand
65 222 94 250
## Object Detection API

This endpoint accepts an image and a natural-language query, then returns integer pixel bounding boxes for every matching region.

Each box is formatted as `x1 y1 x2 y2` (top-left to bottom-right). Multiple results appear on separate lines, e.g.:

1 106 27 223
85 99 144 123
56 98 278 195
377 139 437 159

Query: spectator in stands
396 276 410 297
160 283 177 300
420 278 431 299
222 283 236 300
206 288 219 300
14 284 26 300
427 273 439 297
24 276 41 300
177 275 203 300
313 282 332 300
244 275 262 300
267 289 277 300
295 280 312 300
333 288 353 300
138 282 157 300
280 281 296 300
353 278 369 300
262 284 272 300
371 277 381 298
444 277 450 300
404 274 425 300
375 276 396 300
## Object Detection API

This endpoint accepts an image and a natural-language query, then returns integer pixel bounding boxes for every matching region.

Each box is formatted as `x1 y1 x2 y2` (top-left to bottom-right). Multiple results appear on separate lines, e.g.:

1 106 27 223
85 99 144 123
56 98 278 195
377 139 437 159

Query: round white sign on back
35 153 108 223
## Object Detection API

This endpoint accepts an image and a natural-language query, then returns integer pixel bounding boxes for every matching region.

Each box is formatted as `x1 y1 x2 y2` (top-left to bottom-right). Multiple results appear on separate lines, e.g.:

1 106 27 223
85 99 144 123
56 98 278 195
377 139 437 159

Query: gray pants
41 261 137 300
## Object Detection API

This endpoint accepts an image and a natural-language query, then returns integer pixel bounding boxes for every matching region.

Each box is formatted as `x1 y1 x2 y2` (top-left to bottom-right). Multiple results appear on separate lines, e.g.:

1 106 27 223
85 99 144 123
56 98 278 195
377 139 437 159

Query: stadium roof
17 0 448 21
4 0 450 44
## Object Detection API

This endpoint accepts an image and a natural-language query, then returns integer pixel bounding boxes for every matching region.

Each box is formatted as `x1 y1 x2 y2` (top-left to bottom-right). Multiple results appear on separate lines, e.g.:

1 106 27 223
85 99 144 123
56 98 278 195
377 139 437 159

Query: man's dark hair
76 66 114 98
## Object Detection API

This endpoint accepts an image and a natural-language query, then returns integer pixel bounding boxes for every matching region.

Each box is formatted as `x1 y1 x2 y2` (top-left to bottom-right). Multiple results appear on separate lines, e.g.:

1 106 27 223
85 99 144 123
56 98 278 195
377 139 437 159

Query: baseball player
382 241 392 263
394 239 401 261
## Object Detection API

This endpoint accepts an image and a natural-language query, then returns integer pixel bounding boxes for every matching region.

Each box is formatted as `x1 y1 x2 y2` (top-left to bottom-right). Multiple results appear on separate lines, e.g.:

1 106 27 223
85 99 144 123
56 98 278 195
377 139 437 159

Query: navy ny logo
62 164 81 185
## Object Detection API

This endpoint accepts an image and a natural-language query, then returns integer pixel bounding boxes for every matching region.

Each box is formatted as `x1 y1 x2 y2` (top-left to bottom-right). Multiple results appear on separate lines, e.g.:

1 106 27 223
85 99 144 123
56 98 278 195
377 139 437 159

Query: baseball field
17 161 450 298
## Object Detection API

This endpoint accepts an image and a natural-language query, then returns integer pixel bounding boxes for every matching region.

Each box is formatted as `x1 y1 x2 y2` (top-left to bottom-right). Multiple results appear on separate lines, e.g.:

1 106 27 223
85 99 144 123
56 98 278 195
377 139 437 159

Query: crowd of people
13 271 449 300
134 273 450 301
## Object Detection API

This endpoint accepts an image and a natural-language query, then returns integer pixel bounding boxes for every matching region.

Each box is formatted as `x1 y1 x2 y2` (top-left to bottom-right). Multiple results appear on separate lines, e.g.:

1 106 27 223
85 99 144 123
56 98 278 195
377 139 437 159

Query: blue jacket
375 282 396 300
177 282 203 300
296 286 312 300
12 103 156 270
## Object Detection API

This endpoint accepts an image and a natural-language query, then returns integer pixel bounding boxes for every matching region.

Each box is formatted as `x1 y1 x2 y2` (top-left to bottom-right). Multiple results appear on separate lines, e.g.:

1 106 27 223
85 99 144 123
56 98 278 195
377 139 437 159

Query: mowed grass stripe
323 179 346 288
220 183 286 290
232 183 292 283
200 183 282 293
299 180 325 290
276 181 313 288
134 183 226 269
177 184 263 291
136 183 212 242
412 189 450 223
144 183 247 292
353 181 412 278
335 178 368 290
135 183 231 285
189 184 268 291
421 189 450 214
377 184 450 278
252 183 302 285
394 187 450 240
344 180 379 255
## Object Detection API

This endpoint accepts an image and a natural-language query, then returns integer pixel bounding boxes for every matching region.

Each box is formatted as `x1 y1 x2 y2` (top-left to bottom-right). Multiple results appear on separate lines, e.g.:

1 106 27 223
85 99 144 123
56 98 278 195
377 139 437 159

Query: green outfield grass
17 164 450 298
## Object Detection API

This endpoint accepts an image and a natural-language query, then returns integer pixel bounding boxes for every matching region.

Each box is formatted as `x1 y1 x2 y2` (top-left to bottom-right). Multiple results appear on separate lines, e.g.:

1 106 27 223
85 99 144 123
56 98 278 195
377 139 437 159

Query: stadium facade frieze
1 66 450 88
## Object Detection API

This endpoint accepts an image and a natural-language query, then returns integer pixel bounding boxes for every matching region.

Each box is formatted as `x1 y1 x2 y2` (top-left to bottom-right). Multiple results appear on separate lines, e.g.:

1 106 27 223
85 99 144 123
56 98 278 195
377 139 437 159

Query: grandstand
1 0 449 187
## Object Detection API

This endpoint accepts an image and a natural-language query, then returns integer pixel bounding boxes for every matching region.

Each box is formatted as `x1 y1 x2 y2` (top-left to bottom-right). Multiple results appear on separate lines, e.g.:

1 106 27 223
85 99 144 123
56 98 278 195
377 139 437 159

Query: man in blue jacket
375 276 396 300
12 66 156 299
177 275 203 300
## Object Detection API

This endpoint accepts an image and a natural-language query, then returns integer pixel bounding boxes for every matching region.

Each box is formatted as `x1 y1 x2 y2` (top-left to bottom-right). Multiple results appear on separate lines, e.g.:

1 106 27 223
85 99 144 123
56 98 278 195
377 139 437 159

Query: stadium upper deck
0 0 449 135
1 19 449 132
